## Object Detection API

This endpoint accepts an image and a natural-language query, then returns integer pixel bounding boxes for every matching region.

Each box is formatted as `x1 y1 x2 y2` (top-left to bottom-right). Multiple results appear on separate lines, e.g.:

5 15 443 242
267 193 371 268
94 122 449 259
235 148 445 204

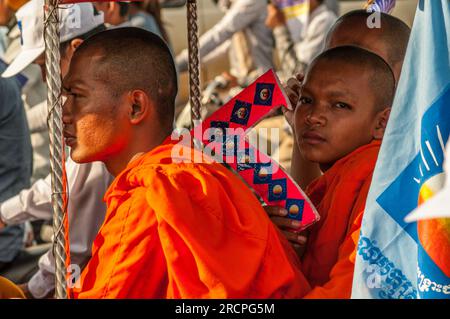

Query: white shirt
273 4 337 81
0 157 113 298
176 0 274 81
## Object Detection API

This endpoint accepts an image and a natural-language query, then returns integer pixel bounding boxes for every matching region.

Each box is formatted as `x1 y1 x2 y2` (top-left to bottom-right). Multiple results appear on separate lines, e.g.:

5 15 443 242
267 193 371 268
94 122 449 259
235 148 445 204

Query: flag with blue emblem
352 0 450 299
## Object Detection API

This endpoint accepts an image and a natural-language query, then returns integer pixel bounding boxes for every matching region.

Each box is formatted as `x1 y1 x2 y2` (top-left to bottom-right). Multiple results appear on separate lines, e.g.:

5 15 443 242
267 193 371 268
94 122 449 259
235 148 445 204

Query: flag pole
43 0 68 299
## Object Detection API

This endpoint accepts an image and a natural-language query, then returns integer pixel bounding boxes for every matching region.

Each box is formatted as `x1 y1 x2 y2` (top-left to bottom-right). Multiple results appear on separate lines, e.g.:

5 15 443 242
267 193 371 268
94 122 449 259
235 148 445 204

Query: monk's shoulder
134 162 269 240
135 161 243 192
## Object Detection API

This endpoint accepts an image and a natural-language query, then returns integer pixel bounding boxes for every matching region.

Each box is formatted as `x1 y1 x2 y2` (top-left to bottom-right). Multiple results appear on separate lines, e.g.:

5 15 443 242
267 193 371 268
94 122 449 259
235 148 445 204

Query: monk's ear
63 39 83 60
108 2 117 13
128 90 150 125
372 107 391 140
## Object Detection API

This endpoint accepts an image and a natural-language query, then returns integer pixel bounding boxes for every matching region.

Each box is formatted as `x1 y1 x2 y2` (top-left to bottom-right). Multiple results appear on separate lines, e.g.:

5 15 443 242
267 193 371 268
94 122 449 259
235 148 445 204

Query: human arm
176 0 266 72
264 205 308 259
271 8 337 78
0 175 53 226
266 4 307 79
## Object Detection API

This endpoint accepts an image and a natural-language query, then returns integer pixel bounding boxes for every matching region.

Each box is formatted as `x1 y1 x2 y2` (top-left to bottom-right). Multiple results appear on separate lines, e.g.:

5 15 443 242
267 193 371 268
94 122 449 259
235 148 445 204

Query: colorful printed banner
352 0 450 299
190 69 319 230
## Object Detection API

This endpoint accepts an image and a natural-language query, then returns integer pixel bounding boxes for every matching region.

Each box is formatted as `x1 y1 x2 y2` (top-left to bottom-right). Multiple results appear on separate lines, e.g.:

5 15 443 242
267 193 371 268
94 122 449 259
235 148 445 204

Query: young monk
284 45 395 298
290 10 411 187
62 27 310 299
269 10 411 251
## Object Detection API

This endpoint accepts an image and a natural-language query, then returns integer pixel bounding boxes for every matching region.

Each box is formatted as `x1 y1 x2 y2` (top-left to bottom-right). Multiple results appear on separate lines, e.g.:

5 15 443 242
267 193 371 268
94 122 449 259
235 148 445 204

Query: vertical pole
43 0 68 299
186 0 201 130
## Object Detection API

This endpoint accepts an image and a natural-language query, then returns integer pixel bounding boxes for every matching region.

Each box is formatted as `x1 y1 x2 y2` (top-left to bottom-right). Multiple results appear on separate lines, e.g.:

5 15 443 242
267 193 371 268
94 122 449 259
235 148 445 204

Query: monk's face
327 22 401 82
62 50 131 164
294 60 379 170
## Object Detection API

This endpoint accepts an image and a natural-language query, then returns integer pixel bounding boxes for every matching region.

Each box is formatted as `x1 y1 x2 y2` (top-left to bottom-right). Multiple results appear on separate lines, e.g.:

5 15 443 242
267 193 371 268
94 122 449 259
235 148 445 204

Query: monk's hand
221 71 238 89
265 4 286 29
283 73 304 127
264 205 308 246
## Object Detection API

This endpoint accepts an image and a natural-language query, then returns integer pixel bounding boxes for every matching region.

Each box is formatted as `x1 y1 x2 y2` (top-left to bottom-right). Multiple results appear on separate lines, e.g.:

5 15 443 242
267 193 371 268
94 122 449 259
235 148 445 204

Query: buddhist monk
62 27 310 299
271 45 396 298
266 11 411 298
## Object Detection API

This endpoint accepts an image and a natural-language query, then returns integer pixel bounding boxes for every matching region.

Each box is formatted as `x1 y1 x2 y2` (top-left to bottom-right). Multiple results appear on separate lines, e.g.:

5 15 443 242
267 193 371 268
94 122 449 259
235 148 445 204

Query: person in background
176 0 274 87
251 0 336 174
95 1 167 44
0 59 32 280
94 1 129 27
0 0 48 183
266 0 337 81
175 0 274 129
129 0 169 44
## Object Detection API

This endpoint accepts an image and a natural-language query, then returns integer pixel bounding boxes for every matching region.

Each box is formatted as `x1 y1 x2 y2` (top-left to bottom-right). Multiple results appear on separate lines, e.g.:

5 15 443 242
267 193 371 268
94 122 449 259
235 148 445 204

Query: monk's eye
299 97 312 106
62 88 70 97
335 102 351 110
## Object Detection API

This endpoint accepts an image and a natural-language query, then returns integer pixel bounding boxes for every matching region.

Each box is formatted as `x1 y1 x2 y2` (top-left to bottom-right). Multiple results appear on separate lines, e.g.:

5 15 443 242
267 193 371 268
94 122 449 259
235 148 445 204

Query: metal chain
44 0 68 299
187 0 201 130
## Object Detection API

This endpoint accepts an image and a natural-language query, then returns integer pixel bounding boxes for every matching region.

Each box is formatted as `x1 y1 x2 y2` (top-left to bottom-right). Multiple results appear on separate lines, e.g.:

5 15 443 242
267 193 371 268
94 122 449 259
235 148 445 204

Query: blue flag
352 0 450 299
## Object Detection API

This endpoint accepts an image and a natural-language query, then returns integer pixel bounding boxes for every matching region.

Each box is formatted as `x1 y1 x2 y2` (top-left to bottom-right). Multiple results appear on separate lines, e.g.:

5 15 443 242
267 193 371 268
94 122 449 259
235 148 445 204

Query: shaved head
325 10 411 81
309 45 396 111
74 27 178 128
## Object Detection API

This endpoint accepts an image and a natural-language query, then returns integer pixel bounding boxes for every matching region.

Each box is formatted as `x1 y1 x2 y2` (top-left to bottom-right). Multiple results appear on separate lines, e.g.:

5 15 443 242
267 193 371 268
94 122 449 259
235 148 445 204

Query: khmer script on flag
352 0 450 299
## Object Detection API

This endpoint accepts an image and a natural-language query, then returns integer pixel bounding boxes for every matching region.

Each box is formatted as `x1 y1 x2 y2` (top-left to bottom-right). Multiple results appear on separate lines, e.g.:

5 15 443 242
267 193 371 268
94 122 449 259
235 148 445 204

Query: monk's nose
305 107 326 126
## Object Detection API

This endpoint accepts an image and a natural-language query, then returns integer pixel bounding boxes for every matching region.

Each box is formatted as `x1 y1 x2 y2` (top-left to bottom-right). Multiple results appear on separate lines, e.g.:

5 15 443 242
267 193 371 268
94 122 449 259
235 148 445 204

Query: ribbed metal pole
43 0 67 299
187 0 201 130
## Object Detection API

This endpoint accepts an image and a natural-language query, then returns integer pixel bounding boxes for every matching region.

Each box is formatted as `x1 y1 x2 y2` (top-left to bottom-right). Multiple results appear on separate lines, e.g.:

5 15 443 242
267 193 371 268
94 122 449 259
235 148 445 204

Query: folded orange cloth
73 143 310 298
0 276 25 299
301 140 381 298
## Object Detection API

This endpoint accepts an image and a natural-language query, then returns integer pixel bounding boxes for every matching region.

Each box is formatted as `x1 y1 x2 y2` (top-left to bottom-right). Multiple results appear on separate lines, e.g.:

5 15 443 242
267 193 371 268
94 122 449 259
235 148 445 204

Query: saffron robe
73 144 310 298
302 140 381 298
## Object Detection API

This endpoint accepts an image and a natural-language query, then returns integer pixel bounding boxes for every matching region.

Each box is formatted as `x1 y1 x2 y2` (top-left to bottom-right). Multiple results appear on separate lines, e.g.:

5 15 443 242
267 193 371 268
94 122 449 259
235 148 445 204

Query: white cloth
176 0 274 81
293 4 337 65
0 157 113 298
273 4 337 81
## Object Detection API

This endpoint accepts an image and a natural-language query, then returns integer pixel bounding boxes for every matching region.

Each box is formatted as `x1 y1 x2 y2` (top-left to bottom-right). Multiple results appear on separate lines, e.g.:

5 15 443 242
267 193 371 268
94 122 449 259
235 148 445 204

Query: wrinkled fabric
74 144 310 299
302 141 381 298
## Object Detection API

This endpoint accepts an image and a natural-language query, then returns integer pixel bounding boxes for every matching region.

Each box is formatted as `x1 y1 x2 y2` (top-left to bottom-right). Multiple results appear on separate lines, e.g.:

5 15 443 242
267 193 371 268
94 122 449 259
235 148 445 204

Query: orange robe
0 276 25 299
301 140 381 299
73 143 310 298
